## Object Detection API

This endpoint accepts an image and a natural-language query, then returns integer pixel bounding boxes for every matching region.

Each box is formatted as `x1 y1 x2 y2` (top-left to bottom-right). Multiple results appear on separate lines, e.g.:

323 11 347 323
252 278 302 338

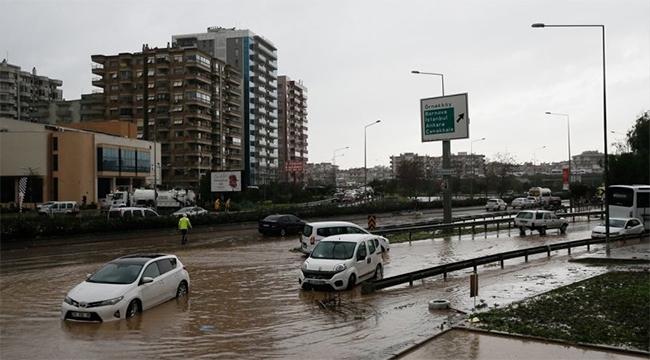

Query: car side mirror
357 254 366 261
140 276 154 284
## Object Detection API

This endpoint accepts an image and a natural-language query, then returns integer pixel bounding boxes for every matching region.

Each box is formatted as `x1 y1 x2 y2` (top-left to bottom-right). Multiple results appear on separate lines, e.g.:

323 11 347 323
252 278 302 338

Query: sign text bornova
420 93 469 142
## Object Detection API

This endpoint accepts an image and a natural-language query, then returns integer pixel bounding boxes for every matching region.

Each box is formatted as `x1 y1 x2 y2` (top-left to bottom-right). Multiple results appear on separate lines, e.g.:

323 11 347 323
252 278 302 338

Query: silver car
514 210 568 235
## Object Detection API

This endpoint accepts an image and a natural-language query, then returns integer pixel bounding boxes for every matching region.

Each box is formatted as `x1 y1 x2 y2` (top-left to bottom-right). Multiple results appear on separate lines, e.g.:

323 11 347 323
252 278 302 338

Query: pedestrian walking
225 198 230 213
214 198 220 213
178 214 192 244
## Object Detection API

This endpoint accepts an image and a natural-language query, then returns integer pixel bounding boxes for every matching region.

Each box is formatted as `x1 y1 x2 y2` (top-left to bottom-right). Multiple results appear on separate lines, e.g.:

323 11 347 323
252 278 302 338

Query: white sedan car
61 254 190 322
511 197 534 209
172 206 208 217
591 218 645 239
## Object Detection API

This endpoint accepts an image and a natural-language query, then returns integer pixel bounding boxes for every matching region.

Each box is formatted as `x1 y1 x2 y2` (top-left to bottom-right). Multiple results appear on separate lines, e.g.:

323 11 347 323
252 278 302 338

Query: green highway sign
420 93 469 142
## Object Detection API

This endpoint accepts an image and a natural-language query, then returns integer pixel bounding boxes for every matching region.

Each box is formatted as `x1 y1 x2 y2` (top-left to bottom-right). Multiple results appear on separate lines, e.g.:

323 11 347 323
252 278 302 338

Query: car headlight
301 262 308 270
333 263 347 273
97 296 124 307
64 296 73 305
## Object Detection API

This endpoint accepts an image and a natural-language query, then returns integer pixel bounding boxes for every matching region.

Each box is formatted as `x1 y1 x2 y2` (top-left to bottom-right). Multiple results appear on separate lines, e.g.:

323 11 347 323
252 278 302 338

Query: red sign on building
284 160 304 173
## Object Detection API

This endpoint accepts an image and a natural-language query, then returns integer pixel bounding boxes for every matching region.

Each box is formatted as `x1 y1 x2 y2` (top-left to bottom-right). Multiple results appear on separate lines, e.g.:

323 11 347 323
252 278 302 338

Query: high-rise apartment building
0 59 63 123
90 45 243 189
277 76 308 182
172 27 279 186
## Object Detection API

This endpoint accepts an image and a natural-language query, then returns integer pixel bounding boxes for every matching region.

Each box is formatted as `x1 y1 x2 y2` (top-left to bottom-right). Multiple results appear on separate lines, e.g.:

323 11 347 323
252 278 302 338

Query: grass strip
472 271 650 352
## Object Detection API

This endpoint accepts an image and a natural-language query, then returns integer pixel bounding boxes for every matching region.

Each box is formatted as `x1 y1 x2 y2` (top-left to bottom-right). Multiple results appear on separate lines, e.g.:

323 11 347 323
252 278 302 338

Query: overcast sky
1 0 648 170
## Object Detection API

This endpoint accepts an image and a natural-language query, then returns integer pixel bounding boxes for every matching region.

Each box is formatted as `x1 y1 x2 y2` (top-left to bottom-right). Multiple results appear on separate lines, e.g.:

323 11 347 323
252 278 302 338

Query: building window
121 149 136 172
97 147 119 171
52 154 58 171
52 137 58 151
136 150 150 173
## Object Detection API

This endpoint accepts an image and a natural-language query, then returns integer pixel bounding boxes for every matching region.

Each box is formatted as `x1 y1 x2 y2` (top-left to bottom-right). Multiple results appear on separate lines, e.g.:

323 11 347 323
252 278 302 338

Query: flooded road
0 219 616 359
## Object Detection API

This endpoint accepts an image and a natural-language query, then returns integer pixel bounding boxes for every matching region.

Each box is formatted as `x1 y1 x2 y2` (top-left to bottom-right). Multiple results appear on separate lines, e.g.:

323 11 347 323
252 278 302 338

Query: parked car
342 190 358 202
38 201 79 216
511 197 534 209
258 214 306 236
172 206 208 217
36 201 57 211
107 207 160 219
298 233 384 291
591 218 645 239
61 254 190 322
486 198 508 211
514 210 569 235
300 221 390 255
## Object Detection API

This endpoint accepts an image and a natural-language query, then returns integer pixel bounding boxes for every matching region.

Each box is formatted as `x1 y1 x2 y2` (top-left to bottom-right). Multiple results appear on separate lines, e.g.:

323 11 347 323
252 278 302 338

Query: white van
298 234 384 291
38 201 79 216
300 221 390 255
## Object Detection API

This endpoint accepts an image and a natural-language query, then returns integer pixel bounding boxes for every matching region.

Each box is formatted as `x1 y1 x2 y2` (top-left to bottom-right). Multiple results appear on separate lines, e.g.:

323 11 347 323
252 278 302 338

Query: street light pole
411 69 452 225
333 146 349 188
470 137 486 200
546 112 571 204
533 145 546 170
533 23 610 254
364 121 380 186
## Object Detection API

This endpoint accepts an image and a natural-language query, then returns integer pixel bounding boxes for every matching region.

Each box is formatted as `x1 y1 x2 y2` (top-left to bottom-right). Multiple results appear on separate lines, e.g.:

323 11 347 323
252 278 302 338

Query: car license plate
71 311 91 319
306 279 325 285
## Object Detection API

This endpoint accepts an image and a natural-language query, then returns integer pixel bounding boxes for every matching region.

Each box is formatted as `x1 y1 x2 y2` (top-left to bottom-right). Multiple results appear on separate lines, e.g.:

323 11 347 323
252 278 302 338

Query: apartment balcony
91 64 105 76
92 77 105 88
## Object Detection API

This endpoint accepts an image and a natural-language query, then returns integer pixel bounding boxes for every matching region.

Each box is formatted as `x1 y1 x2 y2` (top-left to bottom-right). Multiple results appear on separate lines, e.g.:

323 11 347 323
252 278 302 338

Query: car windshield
600 219 626 228
310 241 356 260
87 263 144 284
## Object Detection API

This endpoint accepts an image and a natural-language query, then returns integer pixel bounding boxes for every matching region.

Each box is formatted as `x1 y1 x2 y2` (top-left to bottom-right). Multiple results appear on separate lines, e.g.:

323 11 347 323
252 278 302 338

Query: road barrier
361 232 648 294
371 210 604 240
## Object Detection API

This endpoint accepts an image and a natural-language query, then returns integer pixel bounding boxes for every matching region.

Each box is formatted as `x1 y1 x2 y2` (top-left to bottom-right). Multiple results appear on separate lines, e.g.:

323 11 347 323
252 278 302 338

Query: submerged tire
429 299 450 310
280 229 286 236
519 226 526 236
126 300 140 318
346 274 356 290
176 281 188 298
373 264 383 280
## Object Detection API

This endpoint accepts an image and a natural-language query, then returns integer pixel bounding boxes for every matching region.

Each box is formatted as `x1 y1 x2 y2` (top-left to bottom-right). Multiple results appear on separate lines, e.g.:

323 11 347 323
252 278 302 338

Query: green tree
609 111 649 185
397 160 422 197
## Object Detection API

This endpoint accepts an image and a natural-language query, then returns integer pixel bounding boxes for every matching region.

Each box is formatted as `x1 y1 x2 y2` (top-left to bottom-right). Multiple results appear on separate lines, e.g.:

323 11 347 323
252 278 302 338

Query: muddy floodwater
0 221 624 359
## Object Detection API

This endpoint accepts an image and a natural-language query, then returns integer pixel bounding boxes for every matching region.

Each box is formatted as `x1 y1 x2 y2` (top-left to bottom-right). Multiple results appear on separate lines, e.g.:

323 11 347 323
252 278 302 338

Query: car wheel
560 223 568 234
346 274 356 290
540 226 547 236
280 229 287 236
176 281 189 298
519 226 526 236
373 264 383 280
126 300 140 318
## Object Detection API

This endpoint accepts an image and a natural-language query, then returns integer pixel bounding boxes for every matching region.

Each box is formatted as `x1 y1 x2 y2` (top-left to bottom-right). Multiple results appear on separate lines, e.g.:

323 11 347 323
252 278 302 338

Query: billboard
211 171 242 192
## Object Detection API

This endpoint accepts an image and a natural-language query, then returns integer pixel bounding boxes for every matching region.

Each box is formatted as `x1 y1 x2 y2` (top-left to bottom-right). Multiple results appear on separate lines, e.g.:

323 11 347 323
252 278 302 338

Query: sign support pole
443 140 451 225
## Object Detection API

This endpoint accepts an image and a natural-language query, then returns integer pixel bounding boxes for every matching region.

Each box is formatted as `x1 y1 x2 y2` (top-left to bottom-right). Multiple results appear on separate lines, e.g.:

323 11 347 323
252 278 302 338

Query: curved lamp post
470 137 486 199
364 121 381 186
533 22 610 253
333 146 349 187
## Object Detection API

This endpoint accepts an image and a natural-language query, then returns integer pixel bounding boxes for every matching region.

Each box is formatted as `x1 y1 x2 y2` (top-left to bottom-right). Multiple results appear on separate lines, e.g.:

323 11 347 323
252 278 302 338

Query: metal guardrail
371 210 604 238
361 232 648 294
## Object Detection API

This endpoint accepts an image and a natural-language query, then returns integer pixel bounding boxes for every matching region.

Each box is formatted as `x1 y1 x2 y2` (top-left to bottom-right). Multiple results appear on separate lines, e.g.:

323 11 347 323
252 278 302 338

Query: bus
607 185 650 230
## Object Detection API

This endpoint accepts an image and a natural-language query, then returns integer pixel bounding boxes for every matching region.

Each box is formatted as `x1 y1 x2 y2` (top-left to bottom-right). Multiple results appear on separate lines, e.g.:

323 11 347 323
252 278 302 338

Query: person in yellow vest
214 198 220 212
225 198 231 213
178 214 192 244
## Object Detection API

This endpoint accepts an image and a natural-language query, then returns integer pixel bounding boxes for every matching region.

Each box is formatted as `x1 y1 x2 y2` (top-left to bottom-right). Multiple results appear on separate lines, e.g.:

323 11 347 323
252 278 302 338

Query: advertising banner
562 166 570 191
211 171 242 192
